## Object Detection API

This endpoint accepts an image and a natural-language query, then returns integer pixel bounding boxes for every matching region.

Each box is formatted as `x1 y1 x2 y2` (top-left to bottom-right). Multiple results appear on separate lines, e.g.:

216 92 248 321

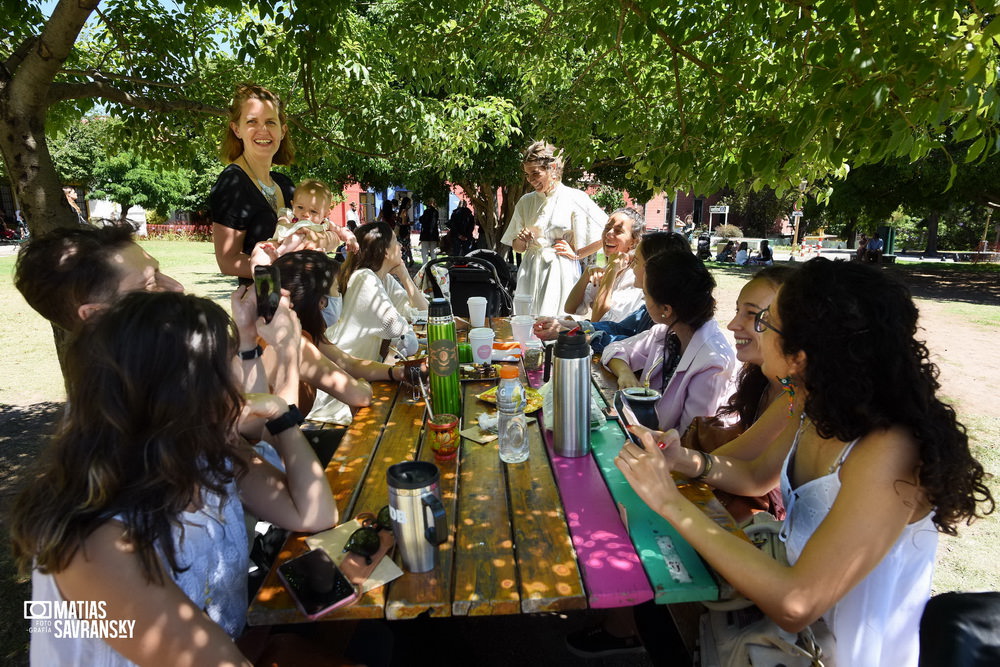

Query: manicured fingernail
656 441 667 450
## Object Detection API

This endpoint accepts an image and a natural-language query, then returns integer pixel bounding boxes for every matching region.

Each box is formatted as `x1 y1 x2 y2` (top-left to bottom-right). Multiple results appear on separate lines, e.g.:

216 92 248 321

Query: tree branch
287 117 407 159
9 0 98 113
47 80 226 116
58 68 181 89
671 51 688 151
621 0 750 94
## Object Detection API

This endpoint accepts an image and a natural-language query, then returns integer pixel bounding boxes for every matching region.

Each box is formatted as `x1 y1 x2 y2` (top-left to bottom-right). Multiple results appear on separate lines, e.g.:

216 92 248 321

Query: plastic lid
498 365 520 379
428 297 452 317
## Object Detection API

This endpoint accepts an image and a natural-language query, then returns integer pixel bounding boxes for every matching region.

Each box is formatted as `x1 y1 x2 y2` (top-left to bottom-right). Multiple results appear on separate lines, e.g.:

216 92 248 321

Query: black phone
277 548 359 620
613 390 645 449
253 265 281 323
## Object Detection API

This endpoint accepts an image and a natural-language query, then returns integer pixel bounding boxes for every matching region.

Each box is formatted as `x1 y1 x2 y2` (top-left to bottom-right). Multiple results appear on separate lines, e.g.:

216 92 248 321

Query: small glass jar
427 413 460 461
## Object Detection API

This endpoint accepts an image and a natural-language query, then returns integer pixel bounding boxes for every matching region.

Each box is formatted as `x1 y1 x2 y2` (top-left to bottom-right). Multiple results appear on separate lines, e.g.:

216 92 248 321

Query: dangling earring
778 375 796 416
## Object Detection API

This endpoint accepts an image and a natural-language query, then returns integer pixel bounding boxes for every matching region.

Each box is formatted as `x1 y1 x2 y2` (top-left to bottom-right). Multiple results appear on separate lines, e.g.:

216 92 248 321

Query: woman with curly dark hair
9 291 336 664
616 258 993 666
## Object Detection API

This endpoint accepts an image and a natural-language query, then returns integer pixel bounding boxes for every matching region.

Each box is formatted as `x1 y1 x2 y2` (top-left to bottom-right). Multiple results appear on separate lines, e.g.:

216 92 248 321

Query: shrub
715 224 743 238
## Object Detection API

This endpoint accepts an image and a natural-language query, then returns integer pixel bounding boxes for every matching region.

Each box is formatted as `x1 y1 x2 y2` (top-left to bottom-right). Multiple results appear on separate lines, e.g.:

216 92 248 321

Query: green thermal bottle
427 298 462 416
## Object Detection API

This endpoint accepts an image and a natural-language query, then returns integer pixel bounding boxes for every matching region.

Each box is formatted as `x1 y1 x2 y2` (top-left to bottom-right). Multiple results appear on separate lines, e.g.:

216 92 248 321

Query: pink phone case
277 550 359 620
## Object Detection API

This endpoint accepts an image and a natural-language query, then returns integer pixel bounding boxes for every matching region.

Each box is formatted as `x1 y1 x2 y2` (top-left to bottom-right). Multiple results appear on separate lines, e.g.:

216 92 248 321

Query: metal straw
418 376 434 420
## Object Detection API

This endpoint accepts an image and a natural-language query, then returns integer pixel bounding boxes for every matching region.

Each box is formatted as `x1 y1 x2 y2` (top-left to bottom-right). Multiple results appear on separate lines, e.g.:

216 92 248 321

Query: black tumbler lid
387 461 440 489
554 328 590 359
428 297 452 318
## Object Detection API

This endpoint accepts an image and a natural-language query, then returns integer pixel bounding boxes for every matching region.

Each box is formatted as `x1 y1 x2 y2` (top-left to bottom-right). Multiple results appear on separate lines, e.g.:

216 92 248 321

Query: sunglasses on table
343 505 392 564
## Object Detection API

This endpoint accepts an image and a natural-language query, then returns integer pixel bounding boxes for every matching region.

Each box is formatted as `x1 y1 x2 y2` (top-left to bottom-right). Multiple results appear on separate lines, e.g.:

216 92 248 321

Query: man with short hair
15 225 183 331
346 201 360 232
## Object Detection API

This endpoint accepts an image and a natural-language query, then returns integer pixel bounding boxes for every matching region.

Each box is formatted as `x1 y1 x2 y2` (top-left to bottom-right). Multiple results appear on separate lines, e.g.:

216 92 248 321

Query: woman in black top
210 83 296 280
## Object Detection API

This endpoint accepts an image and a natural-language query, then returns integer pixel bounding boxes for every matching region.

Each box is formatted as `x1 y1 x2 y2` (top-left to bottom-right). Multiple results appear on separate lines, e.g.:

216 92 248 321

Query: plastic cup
510 315 534 351
513 294 533 316
467 296 488 328
468 327 495 364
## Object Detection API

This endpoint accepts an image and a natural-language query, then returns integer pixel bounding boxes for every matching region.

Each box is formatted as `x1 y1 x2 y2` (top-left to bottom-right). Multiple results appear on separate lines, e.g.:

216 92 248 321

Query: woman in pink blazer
602 250 735 433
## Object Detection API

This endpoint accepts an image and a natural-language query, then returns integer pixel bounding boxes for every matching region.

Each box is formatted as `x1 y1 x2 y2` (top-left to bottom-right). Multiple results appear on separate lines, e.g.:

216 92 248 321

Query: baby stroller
423 255 513 318
696 233 712 260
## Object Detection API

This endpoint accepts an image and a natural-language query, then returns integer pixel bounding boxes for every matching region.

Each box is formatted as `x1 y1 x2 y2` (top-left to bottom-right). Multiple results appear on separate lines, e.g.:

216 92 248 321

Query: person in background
10 291 338 665
268 178 357 256
210 83 295 281
449 198 476 256
346 201 360 232
866 233 884 263
500 141 607 316
397 196 414 266
379 199 397 229
63 187 88 226
715 240 736 262
533 231 690 353
418 198 440 263
751 239 774 265
734 241 750 266
308 222 428 424
856 233 869 262
602 250 735 434
563 207 645 322
617 258 994 666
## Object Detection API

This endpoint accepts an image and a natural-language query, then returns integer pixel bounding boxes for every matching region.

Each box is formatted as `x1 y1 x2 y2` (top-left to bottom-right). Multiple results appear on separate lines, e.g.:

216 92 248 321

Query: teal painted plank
590 392 719 604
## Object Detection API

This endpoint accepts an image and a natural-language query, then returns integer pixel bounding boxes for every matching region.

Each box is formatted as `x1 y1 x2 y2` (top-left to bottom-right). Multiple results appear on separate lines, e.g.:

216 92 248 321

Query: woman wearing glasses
500 141 607 317
616 258 993 665
601 249 736 433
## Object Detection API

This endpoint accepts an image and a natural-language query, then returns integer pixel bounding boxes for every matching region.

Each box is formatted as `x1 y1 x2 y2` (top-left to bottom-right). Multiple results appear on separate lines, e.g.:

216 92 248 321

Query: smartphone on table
253 265 281 323
277 548 359 620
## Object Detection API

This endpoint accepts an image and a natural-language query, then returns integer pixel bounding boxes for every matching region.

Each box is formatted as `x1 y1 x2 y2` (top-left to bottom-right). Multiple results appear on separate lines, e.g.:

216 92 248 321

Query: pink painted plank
529 369 654 609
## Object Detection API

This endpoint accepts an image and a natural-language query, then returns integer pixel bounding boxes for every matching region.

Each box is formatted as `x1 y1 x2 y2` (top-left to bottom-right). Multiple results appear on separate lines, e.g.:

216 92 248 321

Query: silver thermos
551 329 591 457
386 461 448 573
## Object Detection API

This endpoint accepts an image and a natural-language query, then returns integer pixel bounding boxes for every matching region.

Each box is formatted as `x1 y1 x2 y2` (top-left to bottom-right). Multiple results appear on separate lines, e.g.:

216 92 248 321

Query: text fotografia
25 600 136 639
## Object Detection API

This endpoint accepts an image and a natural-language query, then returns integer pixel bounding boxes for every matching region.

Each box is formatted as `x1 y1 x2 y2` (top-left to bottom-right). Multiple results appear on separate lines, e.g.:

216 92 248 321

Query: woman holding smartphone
617 259 994 665
11 292 337 665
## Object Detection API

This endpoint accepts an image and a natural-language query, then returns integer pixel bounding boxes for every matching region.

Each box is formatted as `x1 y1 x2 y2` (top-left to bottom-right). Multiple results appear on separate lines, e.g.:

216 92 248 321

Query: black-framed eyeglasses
343 505 392 564
753 307 784 336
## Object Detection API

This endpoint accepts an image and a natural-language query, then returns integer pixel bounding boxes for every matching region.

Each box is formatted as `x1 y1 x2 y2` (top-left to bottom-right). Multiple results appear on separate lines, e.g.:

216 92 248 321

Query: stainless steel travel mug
386 461 448 573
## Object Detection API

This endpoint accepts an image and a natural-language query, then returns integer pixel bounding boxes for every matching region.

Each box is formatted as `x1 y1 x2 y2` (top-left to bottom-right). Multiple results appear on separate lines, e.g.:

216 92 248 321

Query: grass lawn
0 242 997 663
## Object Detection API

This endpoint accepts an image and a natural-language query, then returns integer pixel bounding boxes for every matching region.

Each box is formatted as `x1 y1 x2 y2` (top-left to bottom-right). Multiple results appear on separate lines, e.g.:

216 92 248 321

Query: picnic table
247 319 739 626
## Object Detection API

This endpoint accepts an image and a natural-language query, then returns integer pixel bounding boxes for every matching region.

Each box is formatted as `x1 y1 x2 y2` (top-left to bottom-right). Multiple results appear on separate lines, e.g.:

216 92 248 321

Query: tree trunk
0 1 97 236
924 211 941 256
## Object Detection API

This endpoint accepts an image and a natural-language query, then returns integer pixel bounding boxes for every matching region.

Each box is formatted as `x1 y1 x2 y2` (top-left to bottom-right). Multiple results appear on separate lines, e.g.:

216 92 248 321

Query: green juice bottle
427 298 462 416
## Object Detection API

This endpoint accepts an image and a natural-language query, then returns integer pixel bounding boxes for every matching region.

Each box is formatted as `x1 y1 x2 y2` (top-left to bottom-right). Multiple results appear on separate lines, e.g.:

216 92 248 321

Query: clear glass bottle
496 365 528 464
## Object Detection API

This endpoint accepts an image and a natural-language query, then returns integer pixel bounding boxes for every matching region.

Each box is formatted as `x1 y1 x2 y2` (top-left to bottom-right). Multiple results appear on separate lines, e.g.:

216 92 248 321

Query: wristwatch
239 344 263 360
265 404 305 435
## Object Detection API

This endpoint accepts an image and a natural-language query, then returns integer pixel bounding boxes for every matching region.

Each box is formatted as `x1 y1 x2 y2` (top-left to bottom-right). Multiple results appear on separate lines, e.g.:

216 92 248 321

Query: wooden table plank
505 376 587 614
383 397 461 620
247 383 401 625
451 380 521 616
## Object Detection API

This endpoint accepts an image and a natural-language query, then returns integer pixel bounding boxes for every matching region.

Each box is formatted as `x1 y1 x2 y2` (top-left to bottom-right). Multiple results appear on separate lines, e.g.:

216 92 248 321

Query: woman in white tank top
615 258 993 666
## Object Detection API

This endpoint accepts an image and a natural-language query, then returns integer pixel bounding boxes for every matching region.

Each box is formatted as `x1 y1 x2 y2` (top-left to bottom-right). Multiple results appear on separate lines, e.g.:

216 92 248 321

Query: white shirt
575 265 643 322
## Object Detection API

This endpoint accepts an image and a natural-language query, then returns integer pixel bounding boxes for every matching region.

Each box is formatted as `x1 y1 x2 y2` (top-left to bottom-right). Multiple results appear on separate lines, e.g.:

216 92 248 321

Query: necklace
240 156 277 211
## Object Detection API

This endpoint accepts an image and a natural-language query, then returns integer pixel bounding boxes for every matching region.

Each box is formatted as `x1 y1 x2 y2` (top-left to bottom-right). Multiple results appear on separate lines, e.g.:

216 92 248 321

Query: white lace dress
779 423 937 666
